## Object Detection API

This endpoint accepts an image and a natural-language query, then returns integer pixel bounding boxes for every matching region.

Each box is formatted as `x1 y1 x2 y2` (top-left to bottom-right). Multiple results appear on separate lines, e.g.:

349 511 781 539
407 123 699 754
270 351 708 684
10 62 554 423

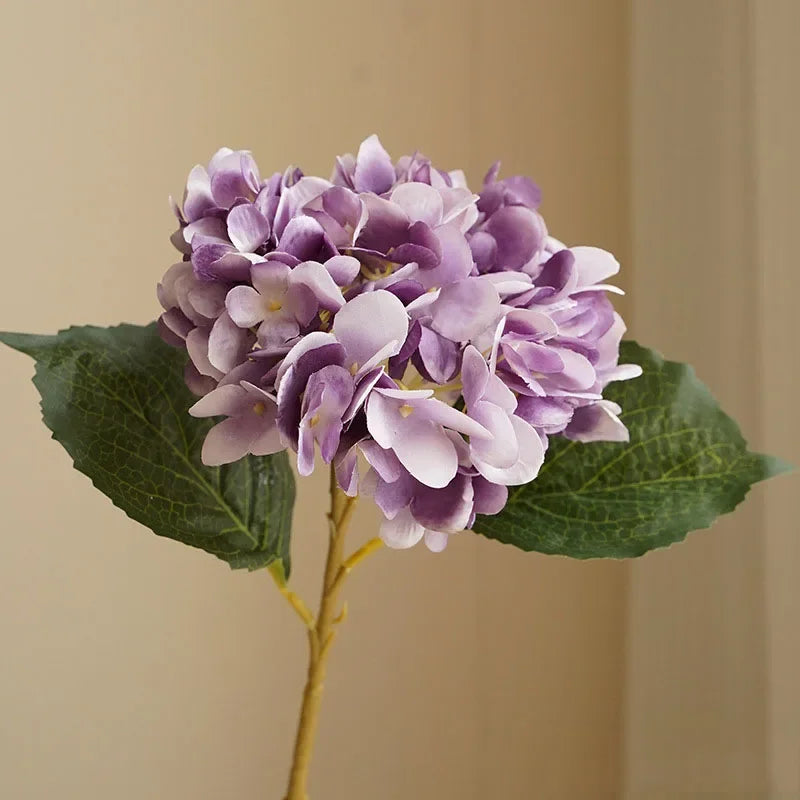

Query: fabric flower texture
158 135 642 552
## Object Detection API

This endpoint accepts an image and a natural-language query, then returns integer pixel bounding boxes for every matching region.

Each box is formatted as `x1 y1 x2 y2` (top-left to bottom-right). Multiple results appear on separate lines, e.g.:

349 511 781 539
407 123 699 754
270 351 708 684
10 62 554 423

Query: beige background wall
624 2 799 798
0 2 630 799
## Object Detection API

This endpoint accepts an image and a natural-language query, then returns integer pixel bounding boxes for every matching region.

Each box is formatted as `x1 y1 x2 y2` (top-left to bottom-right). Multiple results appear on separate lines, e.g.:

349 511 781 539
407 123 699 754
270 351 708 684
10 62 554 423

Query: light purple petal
186 327 224 380
182 165 215 222
278 216 327 261
486 206 546 269
208 311 251 373
379 507 425 549
353 134 395 194
572 246 620 286
424 530 449 552
332 289 408 369
226 285 265 328
324 255 360 286
416 223 473 289
390 183 443 227
289 261 345 311
390 414 459 488
227 204 270 253
564 401 630 443
472 416 544 485
189 383 249 418
429 278 501 342
471 477 508 516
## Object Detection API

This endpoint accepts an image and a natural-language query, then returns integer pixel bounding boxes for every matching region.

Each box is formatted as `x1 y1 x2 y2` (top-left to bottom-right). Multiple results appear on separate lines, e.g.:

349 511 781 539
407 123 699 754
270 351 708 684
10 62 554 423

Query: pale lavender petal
158 308 193 344
227 204 270 253
360 440 403 483
251 260 291 298
379 507 425 549
470 402 518 469
182 165 215 222
226 285 265 328
473 416 544 485
289 261 345 311
472 477 508 516
201 416 260 466
514 396 574 431
391 415 459 488
416 223 473 289
335 446 360 497
184 362 217 397
461 345 490 408
356 193 409 252
182 216 228 246
417 325 458 384
186 327 224 380
374 470 414 519
429 279 501 342
423 530 449 552
189 383 249 418
564 401 630 443
390 183 443 227
208 312 251 373
469 231 497 272
324 255 360 286
572 246 620 286
332 289 408 369
353 134 395 194
188 282 228 320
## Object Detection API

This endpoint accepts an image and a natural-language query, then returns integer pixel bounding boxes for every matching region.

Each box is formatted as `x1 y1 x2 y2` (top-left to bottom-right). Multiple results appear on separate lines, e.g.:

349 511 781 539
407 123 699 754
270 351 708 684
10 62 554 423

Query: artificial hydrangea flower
158 135 642 552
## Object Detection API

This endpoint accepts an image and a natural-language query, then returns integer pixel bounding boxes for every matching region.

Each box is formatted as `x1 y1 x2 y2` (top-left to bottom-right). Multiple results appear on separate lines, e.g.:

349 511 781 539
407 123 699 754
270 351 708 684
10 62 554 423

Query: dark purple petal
410 473 473 532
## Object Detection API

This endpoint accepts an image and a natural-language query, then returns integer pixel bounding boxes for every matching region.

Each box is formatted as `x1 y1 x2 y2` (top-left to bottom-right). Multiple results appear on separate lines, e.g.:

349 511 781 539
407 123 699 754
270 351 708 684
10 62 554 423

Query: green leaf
473 341 791 559
1 323 295 571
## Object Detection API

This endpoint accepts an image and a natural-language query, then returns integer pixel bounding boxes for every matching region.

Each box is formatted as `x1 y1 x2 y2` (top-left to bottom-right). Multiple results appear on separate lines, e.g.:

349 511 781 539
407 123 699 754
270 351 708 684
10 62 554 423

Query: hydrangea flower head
158 136 641 552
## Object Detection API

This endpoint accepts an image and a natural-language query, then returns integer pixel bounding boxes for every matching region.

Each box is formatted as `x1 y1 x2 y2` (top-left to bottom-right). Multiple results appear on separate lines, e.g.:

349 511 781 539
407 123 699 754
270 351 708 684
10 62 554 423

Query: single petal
424 530 449 552
417 325 459 384
360 440 403 483
226 285 265 328
411 473 474 532
278 215 328 262
189 383 249 418
391 415 459 488
208 311 251 373
251 260 291 298
471 476 508 516
332 289 409 369
473 416 544 485
227 204 270 253
571 246 620 286
186 327 224 380
429 278 501 342
201 416 260 466
416 223 473 289
324 254 360 286
353 134 395 194
486 206 546 269
182 165 215 222
564 401 630 443
379 507 425 549
390 183 444 227
290 261 345 311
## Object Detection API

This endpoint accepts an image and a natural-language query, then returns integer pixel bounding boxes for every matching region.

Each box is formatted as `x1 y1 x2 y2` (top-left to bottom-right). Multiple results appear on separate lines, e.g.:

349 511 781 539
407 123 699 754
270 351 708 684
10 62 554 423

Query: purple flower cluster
158 136 641 552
